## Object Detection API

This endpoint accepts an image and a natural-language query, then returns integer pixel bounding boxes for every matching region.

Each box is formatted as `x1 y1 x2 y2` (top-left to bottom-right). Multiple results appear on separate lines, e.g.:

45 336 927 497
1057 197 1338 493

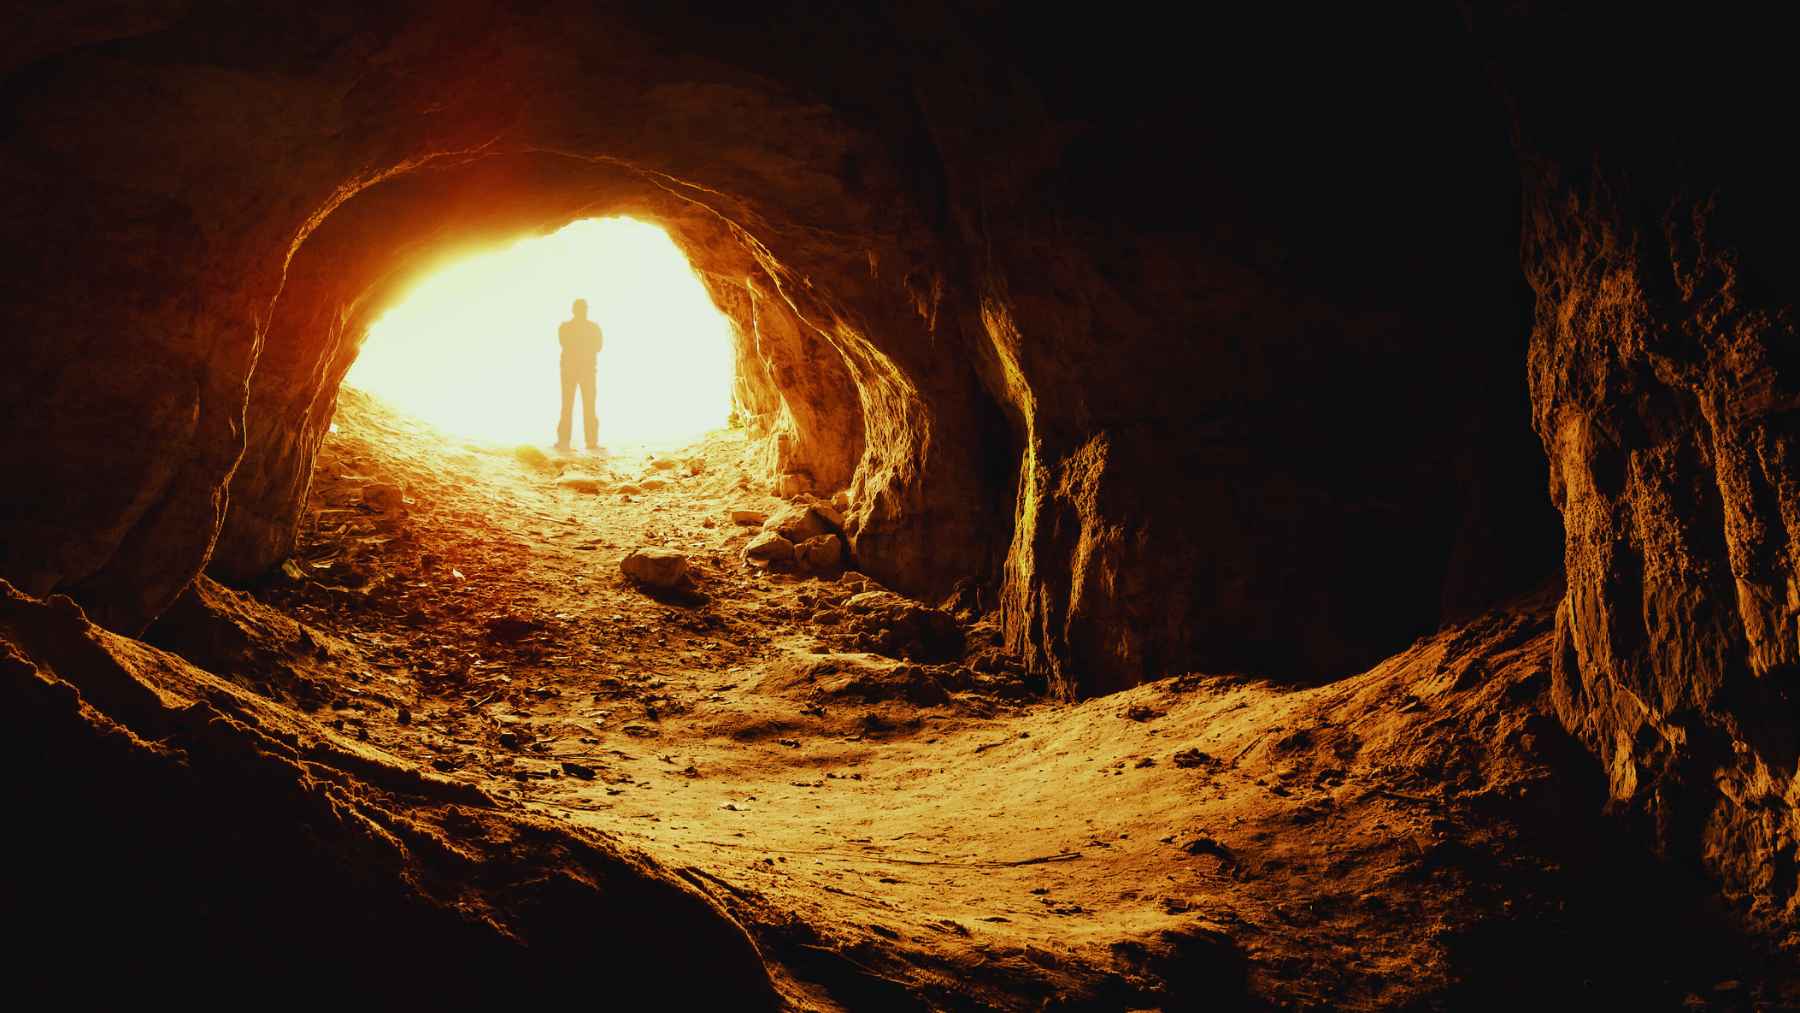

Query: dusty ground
151 388 1794 1010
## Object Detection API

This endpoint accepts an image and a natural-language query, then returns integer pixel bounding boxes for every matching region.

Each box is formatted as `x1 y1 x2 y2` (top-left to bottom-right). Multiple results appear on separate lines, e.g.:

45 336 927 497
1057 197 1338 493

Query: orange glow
345 217 735 448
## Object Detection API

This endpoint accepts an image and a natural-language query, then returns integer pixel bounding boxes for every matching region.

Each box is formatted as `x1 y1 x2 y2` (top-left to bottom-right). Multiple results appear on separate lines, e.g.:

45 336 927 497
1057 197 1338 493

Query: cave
2 2 1795 1007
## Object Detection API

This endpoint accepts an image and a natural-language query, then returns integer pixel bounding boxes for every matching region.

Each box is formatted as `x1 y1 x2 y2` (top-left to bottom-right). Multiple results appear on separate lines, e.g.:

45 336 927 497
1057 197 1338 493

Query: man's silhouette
556 298 604 450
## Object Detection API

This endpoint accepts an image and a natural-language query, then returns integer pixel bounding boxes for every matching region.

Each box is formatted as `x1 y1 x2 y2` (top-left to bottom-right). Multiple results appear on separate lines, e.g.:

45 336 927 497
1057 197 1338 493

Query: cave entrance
345 216 735 452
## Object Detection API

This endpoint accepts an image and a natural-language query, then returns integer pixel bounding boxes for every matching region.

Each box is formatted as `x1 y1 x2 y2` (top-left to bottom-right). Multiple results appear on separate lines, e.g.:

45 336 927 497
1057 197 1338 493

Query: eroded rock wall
4 3 1557 691
904 6 1561 693
1482 3 1800 934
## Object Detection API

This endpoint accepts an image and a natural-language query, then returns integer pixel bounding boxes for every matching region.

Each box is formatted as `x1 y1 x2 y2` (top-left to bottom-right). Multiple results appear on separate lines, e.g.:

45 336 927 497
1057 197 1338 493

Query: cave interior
2 2 1796 1008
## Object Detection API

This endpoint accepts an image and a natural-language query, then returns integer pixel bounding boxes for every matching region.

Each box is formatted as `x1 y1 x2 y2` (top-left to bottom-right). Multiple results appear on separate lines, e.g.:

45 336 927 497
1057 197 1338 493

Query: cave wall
6 0 1796 944
1 2 1560 697
1475 3 1800 932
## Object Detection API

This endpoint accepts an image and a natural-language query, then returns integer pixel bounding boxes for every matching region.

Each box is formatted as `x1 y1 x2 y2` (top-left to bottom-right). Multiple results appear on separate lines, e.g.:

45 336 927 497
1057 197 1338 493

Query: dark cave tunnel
1 1 1795 1007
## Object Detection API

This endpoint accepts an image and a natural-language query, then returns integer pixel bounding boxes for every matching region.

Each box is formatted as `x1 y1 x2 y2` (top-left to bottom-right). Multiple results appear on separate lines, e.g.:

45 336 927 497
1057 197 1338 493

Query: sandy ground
187 387 1788 1011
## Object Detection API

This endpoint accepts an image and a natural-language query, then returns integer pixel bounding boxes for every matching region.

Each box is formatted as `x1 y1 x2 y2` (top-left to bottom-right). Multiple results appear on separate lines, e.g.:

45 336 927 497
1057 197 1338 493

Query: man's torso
559 319 603 368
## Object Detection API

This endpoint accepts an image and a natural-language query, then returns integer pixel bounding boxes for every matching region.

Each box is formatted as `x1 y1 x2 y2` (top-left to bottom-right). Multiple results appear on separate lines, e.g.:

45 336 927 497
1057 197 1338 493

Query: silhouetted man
556 298 604 451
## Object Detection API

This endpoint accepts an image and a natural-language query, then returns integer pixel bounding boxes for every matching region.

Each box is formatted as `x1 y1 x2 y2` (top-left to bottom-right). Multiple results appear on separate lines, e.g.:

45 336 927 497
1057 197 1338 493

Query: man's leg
556 368 577 449
580 369 599 448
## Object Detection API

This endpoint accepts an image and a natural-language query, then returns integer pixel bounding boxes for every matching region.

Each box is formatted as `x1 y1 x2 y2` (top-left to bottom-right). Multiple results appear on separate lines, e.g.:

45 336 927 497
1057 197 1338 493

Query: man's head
571 298 588 320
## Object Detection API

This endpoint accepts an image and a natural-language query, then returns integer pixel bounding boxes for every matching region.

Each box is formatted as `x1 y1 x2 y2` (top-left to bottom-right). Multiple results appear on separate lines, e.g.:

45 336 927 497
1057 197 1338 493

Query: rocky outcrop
1479 2 1800 936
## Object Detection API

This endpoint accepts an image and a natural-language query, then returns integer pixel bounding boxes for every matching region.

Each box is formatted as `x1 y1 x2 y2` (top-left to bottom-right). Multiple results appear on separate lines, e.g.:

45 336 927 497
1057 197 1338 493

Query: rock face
1482 4 1800 933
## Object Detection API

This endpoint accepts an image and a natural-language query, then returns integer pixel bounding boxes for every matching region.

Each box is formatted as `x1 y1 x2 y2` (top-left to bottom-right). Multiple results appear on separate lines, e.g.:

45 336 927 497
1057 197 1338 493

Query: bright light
344 217 735 448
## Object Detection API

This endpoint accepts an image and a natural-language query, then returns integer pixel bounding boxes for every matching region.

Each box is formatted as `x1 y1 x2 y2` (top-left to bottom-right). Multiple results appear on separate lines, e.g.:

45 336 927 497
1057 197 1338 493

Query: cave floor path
231 387 1584 1010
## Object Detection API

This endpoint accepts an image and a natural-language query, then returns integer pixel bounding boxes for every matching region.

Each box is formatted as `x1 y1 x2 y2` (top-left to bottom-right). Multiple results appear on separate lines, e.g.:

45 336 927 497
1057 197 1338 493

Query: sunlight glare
345 217 735 448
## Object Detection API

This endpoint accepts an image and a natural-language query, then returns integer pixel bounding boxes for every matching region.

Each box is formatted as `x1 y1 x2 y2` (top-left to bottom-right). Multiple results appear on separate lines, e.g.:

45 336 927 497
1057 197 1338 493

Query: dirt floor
151 388 1794 1010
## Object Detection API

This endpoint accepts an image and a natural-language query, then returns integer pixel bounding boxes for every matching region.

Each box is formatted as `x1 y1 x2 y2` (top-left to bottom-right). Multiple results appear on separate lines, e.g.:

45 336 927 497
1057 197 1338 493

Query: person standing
556 298 604 451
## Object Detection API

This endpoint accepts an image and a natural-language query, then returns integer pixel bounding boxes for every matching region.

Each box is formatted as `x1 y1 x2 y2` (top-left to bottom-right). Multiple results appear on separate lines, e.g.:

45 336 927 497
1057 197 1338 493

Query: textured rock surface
795 534 844 573
0 579 775 1000
1476 4 1800 935
743 531 795 568
620 547 689 590
6 0 1794 951
1 3 1553 696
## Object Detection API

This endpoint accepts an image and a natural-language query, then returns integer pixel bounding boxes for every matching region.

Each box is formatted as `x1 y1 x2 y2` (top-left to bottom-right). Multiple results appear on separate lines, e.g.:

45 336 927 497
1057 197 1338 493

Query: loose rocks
556 474 604 493
362 482 405 513
744 532 795 567
620 547 690 589
795 534 844 572
763 501 841 544
842 589 965 662
731 509 769 526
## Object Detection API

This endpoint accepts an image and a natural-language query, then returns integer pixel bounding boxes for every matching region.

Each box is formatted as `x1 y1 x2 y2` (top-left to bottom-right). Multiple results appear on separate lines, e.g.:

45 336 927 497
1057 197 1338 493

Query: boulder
794 534 843 572
763 502 840 544
812 501 845 532
619 548 689 589
731 509 769 527
841 589 965 662
743 532 795 567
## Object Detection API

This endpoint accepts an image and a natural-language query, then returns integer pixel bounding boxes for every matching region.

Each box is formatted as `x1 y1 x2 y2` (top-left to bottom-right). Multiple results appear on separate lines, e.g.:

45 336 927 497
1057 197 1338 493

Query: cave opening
345 216 736 451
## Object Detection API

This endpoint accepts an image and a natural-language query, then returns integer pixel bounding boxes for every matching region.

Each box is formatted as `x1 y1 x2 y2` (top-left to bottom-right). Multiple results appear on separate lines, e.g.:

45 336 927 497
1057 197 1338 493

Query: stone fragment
763 502 838 544
514 445 552 469
830 491 850 513
556 474 603 493
731 509 768 526
649 457 678 471
619 547 689 589
795 534 843 572
639 477 669 492
685 458 706 476
1171 748 1215 769
362 482 405 513
812 501 845 531
841 589 964 661
743 532 795 567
